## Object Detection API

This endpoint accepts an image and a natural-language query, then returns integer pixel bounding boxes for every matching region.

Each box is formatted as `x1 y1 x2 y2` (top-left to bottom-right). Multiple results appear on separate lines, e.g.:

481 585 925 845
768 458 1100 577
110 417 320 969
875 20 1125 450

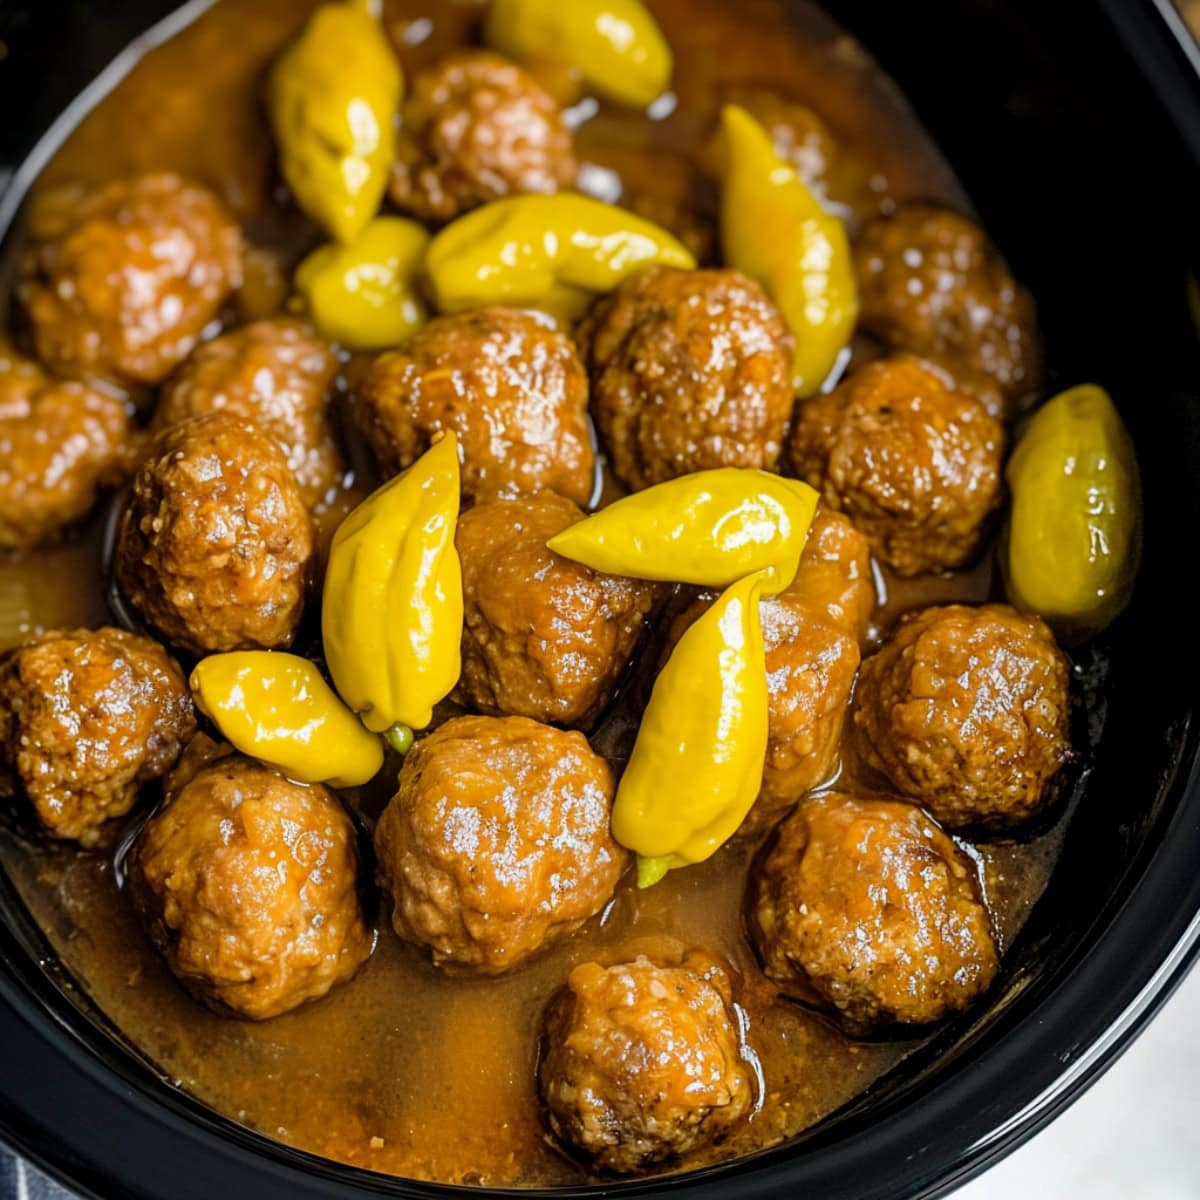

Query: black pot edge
0 1 1199 1197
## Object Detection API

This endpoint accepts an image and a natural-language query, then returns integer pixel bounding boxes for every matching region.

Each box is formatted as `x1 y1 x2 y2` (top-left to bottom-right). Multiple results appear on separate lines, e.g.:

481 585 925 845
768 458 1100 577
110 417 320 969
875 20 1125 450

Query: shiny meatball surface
855 204 1039 404
0 627 194 845
155 318 342 514
788 357 1003 576
374 715 626 973
116 412 313 654
456 493 660 727
355 308 594 506
538 952 753 1172
583 267 794 491
853 604 1071 831
784 505 876 642
0 348 131 548
129 747 371 1019
751 793 998 1030
389 50 576 222
20 172 243 385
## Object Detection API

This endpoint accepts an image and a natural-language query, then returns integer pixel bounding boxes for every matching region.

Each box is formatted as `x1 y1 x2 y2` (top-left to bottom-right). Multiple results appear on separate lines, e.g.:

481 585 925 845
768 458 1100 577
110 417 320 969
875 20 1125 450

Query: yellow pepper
190 652 383 788
267 2 402 244
322 433 463 733
719 104 858 396
485 0 672 109
613 571 770 885
547 468 819 593
1003 384 1141 644
295 217 429 350
424 194 695 316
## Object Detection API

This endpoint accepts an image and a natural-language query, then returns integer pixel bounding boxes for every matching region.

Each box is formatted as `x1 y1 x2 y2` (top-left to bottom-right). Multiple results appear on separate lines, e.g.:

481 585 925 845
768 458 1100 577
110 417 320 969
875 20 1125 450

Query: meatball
854 204 1040 405
389 50 576 223
784 505 876 642
853 604 1072 831
538 952 753 1172
752 601 859 828
155 319 343 514
456 493 660 727
374 715 626 973
116 412 313 654
788 357 1004 576
751 793 998 1030
355 307 594 505
0 627 194 845
128 750 371 1019
582 267 794 491
20 172 243 385
0 348 131 548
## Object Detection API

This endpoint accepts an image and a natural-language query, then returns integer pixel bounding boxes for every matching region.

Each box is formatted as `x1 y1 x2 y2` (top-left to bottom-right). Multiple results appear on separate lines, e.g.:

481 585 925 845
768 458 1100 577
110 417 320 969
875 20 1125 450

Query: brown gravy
0 0 1081 1187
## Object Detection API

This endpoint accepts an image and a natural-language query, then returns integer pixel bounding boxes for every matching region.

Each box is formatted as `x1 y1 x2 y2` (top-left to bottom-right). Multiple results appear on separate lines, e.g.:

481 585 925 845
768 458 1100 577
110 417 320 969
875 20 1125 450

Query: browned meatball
0 627 194 845
374 715 627 973
128 748 371 1019
751 793 998 1031
456 493 660 726
538 952 753 1172
389 50 576 223
155 319 343 514
0 348 131 548
853 604 1071 831
355 308 594 506
20 172 243 385
788 357 1004 576
854 204 1040 405
783 505 876 642
116 412 313 654
583 267 794 491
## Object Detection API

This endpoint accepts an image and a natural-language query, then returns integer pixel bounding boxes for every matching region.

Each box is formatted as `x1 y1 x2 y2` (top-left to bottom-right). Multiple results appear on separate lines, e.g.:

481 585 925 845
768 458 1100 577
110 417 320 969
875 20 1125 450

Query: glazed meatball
389 50 576 223
853 604 1071 831
854 204 1040 404
751 793 999 1030
538 952 753 1172
0 348 131 548
355 308 594 506
788 357 1004 576
0 628 194 845
20 172 243 385
456 493 660 726
128 749 371 1019
116 412 313 654
155 319 343 514
784 505 876 642
374 715 627 973
583 267 794 491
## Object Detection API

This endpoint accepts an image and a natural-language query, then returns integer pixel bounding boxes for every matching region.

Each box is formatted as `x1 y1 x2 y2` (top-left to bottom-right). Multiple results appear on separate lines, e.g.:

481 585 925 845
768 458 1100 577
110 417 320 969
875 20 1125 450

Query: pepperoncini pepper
322 433 463 734
547 468 819 593
612 571 770 886
719 104 858 396
267 2 402 244
295 217 429 350
425 194 695 317
190 652 383 788
485 0 672 109
1003 384 1141 644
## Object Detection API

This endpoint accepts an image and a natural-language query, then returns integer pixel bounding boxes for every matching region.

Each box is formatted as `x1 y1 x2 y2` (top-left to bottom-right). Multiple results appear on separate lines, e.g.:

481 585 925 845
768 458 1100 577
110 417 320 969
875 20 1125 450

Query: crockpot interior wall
0 3 1199 1199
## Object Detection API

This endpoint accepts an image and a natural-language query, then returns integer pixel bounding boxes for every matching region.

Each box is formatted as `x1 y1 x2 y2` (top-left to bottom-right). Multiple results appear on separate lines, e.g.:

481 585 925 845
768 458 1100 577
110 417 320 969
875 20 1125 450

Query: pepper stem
636 855 672 889
384 724 415 755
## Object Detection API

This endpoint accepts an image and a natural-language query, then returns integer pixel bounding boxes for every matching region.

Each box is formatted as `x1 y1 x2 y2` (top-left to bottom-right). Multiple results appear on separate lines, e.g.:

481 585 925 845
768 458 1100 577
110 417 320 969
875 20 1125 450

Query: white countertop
957 963 1200 1199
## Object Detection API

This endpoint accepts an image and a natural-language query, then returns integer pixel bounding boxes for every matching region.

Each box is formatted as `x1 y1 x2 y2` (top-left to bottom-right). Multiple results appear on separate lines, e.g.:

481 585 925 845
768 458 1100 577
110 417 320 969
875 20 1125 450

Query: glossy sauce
0 0 1087 1187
